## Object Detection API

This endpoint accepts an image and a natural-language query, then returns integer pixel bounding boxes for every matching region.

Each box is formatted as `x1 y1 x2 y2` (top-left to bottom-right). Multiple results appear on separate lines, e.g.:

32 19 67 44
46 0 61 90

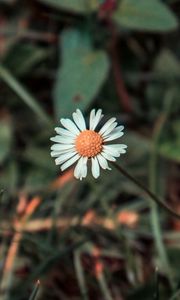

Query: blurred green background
0 0 180 299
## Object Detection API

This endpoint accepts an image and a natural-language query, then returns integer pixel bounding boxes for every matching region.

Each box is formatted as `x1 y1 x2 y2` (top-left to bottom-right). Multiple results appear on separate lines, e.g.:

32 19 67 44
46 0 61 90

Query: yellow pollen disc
75 130 103 158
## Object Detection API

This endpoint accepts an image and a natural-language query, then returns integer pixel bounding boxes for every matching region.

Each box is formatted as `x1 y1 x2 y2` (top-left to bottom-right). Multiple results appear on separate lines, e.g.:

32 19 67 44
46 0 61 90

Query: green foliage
113 0 178 31
146 50 180 118
159 120 180 162
38 0 100 13
53 29 109 118
0 64 51 125
24 146 55 171
0 1 180 300
153 49 180 77
3 43 48 76
127 282 157 300
159 139 180 162
145 52 180 162
0 161 18 192
0 118 12 163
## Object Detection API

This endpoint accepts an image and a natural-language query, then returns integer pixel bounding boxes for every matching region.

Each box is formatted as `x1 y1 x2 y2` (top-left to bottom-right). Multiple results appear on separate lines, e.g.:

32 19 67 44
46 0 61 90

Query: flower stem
112 162 180 220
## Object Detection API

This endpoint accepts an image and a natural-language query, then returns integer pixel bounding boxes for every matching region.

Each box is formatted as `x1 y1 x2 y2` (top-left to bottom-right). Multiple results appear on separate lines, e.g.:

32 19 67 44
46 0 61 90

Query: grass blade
97 271 114 300
0 64 51 125
29 280 40 300
74 249 89 300
153 267 159 300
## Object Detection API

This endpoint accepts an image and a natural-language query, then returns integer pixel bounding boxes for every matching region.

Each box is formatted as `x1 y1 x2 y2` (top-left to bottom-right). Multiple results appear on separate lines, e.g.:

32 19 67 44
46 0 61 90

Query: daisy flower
50 109 127 180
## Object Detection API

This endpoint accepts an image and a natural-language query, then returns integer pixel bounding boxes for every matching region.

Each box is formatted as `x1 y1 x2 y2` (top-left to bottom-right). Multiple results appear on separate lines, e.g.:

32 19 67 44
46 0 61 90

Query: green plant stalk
0 64 52 126
149 138 171 276
149 88 175 286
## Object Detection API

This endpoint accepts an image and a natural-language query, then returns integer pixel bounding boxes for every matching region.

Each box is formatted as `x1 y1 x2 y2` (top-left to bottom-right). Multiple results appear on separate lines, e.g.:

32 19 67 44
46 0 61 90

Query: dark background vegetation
0 0 180 299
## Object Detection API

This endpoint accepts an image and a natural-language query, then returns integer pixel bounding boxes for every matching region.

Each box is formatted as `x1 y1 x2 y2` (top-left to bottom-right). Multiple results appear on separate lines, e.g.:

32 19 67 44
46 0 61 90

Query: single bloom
50 109 127 180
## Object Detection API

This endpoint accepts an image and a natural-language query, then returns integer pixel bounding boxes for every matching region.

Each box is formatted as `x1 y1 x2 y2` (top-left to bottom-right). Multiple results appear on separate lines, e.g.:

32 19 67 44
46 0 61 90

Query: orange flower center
75 130 103 157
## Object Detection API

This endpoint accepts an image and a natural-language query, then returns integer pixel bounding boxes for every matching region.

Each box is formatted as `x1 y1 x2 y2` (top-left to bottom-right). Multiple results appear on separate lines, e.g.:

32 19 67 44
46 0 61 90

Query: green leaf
0 119 12 163
53 30 109 118
38 0 100 14
113 0 178 31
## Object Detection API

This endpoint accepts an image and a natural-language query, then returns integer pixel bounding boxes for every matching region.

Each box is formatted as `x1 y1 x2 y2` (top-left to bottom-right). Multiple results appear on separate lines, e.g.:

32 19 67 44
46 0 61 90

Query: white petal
103 145 121 157
51 148 75 157
101 122 117 137
60 119 80 135
104 131 124 142
104 125 124 140
112 125 124 133
91 157 100 179
50 135 75 144
90 109 103 130
60 154 80 171
51 144 75 151
74 157 83 179
51 151 62 157
55 151 77 165
72 109 86 131
89 109 95 129
51 151 59 157
97 154 111 170
74 156 88 180
109 144 127 154
51 151 65 157
55 127 75 137
81 157 88 179
51 151 68 157
101 151 116 162
99 118 116 135
103 144 127 157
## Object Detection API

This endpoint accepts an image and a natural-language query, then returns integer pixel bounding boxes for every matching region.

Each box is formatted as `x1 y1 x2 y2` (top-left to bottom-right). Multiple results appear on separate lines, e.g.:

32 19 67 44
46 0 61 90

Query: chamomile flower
50 109 127 180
